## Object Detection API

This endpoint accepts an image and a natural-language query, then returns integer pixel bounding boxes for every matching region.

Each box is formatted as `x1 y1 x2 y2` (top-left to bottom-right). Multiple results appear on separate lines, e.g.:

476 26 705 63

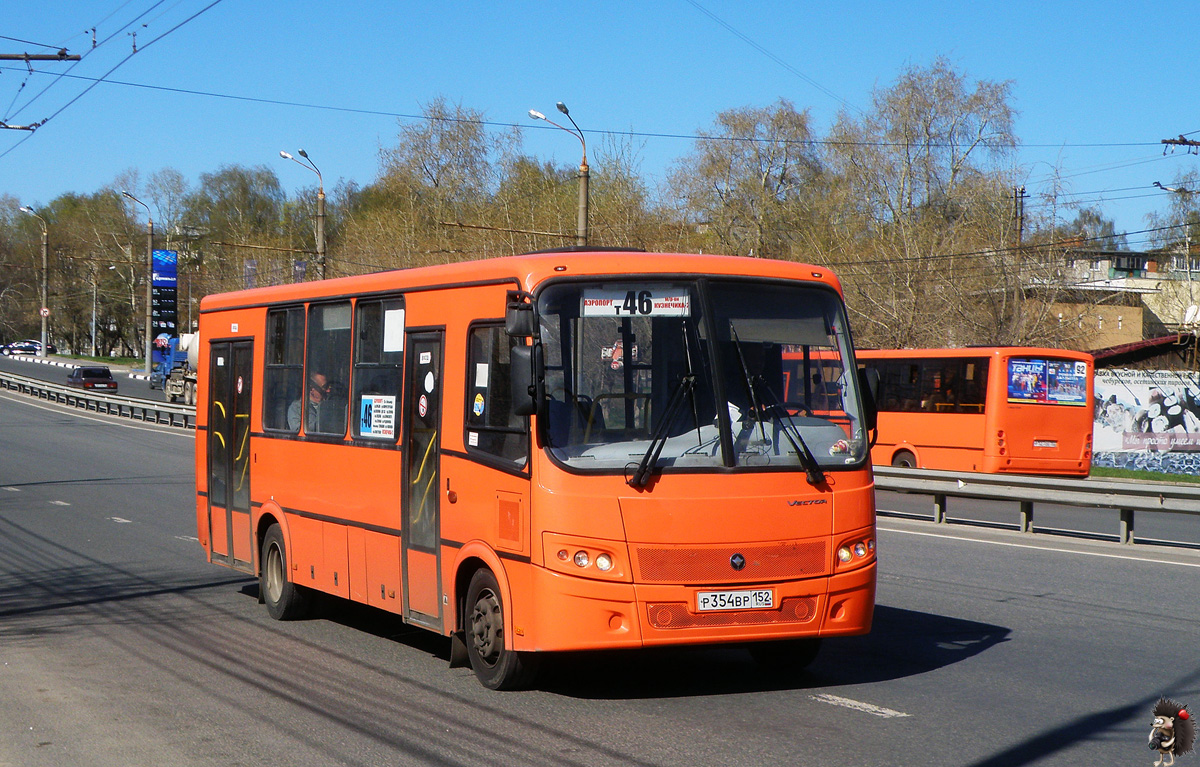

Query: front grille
634 541 827 584
646 597 818 629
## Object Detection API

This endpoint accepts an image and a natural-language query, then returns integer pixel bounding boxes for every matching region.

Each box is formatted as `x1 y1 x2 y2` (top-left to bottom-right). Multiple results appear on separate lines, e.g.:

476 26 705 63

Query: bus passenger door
402 331 444 630
206 340 255 572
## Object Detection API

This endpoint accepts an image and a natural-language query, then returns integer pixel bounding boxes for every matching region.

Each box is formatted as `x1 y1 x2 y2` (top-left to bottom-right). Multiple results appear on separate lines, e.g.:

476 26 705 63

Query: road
0 353 159 401
1 388 1197 766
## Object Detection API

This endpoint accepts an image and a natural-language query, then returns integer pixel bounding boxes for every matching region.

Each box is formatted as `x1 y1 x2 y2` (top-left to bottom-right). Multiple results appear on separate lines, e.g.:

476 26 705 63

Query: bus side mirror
510 343 544 417
858 367 879 432
505 301 537 338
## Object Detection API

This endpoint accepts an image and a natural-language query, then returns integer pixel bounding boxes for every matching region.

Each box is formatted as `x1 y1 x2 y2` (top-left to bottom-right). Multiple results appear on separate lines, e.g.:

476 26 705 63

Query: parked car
67 366 119 392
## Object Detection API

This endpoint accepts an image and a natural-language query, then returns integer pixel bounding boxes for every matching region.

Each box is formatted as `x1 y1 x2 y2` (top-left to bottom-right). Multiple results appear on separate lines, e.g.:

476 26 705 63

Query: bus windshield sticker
1007 358 1088 406
383 309 405 352
468 431 479 446
360 395 396 438
473 393 485 417
475 363 489 388
581 288 690 317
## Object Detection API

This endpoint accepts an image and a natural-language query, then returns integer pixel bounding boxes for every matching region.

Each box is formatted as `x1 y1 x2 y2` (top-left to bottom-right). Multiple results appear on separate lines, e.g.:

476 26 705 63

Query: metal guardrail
0 369 195 429
873 465 1200 545
2 365 1196 544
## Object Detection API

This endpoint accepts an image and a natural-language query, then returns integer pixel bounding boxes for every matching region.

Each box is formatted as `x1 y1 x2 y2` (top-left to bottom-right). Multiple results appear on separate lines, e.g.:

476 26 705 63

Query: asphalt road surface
0 353 159 401
1 388 1197 766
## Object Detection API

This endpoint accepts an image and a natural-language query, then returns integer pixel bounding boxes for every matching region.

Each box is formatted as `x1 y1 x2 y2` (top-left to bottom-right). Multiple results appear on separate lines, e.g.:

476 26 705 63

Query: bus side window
465 324 528 466
263 307 304 432
306 301 353 437
352 298 405 441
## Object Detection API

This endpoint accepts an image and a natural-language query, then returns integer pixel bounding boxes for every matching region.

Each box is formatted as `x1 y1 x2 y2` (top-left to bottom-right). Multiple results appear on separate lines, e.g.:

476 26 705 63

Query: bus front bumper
517 562 876 653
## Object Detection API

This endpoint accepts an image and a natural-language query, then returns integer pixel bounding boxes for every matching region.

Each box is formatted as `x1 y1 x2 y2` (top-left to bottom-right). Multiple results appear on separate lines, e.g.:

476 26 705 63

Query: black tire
748 637 822 672
891 450 917 469
464 569 539 690
261 524 311 620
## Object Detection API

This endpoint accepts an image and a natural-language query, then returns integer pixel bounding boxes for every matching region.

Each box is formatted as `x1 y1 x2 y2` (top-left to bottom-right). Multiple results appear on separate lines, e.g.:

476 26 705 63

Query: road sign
39 307 49 317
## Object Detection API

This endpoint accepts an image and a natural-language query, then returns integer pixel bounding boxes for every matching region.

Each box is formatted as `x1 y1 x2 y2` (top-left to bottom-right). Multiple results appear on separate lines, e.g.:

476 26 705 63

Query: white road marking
811 693 909 718
878 522 1200 568
3 487 19 492
108 516 132 524
175 535 199 542
49 500 70 506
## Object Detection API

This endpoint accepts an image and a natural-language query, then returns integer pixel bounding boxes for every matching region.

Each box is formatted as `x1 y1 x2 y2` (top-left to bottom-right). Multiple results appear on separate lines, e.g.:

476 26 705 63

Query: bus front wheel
465 569 538 690
261 524 311 621
891 450 917 469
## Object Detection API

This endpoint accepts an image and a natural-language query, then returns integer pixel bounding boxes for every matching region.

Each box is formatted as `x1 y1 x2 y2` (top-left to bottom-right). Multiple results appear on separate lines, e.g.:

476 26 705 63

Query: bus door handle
446 478 458 504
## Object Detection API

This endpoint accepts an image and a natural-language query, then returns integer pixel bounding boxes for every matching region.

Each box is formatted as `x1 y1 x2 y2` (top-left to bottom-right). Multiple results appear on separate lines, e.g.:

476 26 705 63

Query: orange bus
854 347 1093 475
195 251 879 689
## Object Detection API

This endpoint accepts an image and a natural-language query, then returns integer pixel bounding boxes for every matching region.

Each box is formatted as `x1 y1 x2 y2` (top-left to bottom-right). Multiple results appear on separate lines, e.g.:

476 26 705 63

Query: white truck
163 332 199 405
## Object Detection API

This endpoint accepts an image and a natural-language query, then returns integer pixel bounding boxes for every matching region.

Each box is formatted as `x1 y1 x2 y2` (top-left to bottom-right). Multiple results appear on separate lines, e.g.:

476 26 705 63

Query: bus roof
199 251 843 312
857 346 1094 362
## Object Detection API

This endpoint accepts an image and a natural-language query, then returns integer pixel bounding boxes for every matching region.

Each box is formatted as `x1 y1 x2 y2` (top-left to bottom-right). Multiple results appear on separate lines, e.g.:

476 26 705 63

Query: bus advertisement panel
1007 358 1089 406
195 252 879 689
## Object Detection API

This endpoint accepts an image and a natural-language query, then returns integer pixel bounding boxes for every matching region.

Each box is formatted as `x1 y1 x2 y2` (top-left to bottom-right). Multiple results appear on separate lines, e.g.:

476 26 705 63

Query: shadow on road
241 587 1010 700
536 604 1007 699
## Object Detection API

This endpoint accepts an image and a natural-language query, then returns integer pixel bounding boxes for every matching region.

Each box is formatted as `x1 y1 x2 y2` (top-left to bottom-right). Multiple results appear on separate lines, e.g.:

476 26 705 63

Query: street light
280 149 326 280
529 102 589 247
121 190 154 375
18 205 50 357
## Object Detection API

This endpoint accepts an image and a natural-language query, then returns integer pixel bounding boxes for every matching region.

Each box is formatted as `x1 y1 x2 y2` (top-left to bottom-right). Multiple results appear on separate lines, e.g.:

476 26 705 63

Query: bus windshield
537 278 870 473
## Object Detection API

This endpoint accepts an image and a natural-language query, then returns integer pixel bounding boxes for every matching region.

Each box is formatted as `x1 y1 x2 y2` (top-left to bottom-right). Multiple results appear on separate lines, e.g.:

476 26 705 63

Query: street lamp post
529 102 589 246
18 206 50 357
121 191 154 374
280 149 326 279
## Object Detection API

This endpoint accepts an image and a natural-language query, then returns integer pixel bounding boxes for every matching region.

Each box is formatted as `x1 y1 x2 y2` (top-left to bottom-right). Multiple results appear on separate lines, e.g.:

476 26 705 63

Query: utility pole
1011 186 1027 341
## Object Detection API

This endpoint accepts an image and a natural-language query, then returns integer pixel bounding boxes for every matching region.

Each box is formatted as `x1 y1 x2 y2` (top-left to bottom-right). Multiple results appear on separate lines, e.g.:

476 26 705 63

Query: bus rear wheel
748 637 822 673
891 450 917 469
261 524 311 620
465 569 538 690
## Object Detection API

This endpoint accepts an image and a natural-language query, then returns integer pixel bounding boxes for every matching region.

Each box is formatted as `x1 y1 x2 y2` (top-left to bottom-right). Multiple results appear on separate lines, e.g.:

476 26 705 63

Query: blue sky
3 1 1198 247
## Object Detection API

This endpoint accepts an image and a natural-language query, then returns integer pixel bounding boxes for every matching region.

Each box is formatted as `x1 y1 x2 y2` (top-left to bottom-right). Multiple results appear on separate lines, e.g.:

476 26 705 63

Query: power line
0 64 1171 153
0 0 226 160
683 0 858 113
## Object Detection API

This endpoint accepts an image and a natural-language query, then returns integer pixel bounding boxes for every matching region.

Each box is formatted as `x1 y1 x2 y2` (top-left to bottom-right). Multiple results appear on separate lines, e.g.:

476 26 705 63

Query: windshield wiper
729 322 825 486
628 373 696 488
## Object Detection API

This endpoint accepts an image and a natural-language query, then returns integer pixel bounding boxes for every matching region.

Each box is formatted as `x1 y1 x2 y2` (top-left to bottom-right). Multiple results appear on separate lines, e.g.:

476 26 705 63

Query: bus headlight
835 533 876 571
542 533 631 582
